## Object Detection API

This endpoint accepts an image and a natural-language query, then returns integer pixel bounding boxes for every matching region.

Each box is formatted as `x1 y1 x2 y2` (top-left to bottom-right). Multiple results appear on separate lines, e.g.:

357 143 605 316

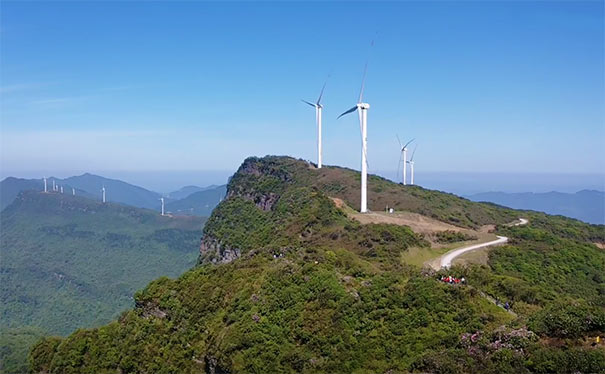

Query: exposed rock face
226 190 279 211
225 157 293 211
199 157 300 265
135 300 168 319
199 236 241 264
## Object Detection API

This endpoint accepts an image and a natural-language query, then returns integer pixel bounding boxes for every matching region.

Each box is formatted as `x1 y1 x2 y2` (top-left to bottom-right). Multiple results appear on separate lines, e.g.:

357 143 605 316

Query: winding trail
439 218 528 269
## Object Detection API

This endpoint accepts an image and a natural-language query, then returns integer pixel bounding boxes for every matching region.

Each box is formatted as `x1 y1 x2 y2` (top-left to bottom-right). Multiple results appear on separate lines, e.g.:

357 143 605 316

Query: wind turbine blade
403 138 415 149
396 155 402 182
337 106 358 119
316 75 330 105
410 144 418 161
396 134 402 149
301 99 316 108
358 62 368 103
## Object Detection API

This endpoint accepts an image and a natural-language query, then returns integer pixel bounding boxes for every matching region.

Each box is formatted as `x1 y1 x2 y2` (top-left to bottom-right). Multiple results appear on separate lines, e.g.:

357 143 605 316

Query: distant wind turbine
43 177 47 193
406 144 418 185
102 186 106 203
72 188 75 196
52 180 56 192
302 75 329 168
160 197 165 216
338 63 370 213
397 136 414 185
60 186 64 194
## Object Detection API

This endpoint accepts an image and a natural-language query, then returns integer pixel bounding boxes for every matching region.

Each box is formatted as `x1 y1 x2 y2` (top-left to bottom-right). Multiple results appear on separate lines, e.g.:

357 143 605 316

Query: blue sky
1 1 603 188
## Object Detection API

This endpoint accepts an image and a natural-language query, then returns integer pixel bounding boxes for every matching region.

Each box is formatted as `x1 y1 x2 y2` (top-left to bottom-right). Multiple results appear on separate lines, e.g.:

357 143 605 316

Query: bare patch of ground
331 197 498 268
338 201 463 236
594 242 605 249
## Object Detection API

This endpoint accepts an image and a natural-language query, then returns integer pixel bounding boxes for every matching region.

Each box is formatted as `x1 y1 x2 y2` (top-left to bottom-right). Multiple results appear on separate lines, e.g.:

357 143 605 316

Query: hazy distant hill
63 173 163 209
0 177 43 211
167 185 205 199
166 185 226 216
1 174 162 212
0 177 94 211
0 191 205 373
167 184 222 200
467 190 605 224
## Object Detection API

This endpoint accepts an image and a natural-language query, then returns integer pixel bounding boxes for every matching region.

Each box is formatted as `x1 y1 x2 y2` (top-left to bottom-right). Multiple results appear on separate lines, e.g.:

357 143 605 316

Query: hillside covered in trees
29 156 605 374
0 192 205 373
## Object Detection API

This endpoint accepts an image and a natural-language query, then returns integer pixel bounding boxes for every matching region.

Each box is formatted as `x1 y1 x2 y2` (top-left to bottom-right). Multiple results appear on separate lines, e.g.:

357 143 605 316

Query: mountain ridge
30 156 605 374
467 189 605 224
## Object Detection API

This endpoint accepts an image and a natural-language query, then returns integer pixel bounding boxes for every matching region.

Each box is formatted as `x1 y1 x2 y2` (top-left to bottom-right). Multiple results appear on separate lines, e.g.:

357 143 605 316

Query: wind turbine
406 144 418 185
302 76 329 168
397 136 414 185
52 180 56 192
60 186 64 194
72 188 75 196
43 177 47 193
160 197 165 216
101 186 106 203
338 64 370 213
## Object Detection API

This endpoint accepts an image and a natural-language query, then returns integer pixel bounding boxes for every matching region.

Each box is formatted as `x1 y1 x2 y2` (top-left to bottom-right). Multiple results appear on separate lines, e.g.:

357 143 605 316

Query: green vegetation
27 156 605 373
434 230 478 244
464 221 605 308
1 192 205 372
0 327 45 374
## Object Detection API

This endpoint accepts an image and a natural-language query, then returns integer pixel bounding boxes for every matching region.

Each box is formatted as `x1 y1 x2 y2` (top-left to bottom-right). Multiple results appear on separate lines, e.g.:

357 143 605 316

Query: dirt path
439 236 508 268
435 218 529 270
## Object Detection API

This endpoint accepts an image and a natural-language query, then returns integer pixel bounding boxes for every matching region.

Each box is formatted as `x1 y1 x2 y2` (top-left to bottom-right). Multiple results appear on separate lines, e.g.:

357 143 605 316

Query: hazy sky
1 1 604 181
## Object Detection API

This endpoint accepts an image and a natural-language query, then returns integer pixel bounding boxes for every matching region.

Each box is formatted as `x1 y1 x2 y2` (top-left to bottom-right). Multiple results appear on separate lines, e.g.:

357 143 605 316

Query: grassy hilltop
29 156 605 374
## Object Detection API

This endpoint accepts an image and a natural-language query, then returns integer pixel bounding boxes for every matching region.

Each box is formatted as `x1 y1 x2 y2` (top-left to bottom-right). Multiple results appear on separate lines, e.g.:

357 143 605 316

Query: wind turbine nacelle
358 103 370 109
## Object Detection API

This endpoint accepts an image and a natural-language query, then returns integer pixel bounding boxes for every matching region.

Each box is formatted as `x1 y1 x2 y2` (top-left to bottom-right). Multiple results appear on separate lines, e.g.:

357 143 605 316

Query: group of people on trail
440 275 465 285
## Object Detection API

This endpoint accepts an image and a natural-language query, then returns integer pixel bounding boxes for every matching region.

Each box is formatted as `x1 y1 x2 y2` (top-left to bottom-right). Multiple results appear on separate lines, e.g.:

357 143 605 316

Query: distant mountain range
1 175 226 216
466 190 605 224
167 184 220 200
166 185 227 216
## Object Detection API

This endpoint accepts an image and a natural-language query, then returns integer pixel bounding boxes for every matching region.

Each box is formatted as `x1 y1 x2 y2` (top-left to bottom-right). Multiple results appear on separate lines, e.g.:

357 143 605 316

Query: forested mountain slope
30 156 605 374
1 192 205 373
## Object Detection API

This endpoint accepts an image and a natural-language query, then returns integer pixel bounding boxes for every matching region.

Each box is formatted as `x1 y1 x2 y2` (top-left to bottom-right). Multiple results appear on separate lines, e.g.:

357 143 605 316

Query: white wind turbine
338 64 370 213
406 144 418 185
60 186 64 194
301 76 329 169
397 136 414 185
52 180 56 192
72 188 75 196
160 197 165 216
43 177 47 193
101 185 106 203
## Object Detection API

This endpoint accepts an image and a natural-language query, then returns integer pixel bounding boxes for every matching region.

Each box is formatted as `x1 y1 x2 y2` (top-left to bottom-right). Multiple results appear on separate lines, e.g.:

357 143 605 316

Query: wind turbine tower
102 186 106 203
72 188 75 196
52 180 56 192
397 136 414 185
338 64 370 213
406 144 418 185
43 177 47 193
60 186 64 194
302 76 329 168
160 197 165 216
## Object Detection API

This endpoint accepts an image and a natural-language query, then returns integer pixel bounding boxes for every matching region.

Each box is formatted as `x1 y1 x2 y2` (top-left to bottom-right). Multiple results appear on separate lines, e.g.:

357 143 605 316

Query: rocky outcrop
136 300 168 319
226 190 279 211
199 236 241 264
198 156 303 264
